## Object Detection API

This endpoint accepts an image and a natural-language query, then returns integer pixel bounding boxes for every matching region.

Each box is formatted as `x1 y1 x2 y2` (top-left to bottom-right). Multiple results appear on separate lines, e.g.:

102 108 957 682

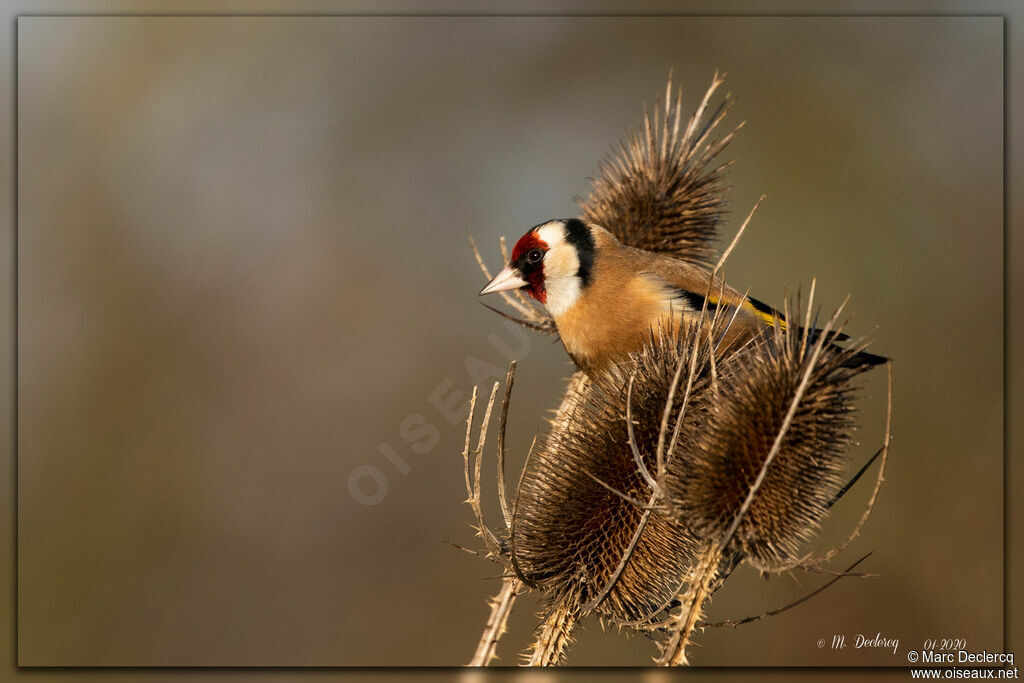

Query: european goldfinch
480 218 886 375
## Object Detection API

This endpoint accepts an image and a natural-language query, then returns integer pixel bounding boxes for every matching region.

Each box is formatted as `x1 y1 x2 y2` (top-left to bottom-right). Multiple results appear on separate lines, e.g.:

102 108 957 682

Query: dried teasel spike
714 339 890 578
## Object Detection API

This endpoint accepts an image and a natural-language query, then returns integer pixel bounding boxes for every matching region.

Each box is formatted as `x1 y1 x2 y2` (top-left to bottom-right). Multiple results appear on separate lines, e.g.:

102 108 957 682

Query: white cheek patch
544 277 582 317
543 239 580 281
534 222 583 316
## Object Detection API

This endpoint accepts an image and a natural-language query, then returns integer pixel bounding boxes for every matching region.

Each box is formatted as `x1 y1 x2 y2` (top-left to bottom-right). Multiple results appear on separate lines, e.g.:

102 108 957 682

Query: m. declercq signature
856 633 899 654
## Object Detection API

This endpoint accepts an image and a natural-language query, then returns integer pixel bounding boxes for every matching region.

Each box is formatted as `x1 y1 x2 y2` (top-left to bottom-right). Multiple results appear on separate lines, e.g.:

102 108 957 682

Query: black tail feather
802 325 852 345
797 326 888 369
841 348 889 369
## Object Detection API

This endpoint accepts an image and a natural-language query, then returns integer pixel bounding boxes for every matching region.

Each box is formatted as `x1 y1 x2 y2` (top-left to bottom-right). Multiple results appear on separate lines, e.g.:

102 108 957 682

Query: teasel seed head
664 313 876 571
510 322 719 624
577 71 740 266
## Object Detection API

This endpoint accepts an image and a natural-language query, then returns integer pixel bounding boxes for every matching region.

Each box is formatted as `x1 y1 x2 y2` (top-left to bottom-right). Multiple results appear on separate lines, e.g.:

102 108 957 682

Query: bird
479 218 887 376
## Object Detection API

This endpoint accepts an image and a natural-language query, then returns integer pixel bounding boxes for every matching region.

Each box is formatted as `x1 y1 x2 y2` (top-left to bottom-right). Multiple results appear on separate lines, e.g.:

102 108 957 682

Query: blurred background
15 14 1003 668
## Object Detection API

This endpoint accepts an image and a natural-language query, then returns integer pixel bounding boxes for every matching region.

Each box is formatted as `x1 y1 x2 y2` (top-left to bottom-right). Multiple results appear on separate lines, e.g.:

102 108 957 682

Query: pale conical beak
479 265 528 295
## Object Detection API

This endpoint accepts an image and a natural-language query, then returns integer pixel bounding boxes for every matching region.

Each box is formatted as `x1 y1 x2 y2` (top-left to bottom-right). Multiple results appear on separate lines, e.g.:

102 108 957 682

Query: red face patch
510 230 549 303
510 230 546 262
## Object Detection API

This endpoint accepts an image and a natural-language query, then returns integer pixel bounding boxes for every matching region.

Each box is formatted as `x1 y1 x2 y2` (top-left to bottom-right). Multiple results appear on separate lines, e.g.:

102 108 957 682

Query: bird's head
479 218 595 317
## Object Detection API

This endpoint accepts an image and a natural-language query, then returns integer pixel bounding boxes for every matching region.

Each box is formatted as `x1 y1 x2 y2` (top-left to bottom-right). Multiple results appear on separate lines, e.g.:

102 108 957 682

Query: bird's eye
527 249 544 264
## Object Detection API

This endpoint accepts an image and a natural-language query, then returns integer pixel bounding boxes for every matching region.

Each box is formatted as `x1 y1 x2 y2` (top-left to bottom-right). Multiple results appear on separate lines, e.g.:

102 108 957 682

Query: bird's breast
553 272 682 374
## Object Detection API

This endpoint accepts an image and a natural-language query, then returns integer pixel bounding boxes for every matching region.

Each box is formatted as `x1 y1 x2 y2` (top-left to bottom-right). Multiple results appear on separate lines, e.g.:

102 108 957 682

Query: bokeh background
14 13 1004 668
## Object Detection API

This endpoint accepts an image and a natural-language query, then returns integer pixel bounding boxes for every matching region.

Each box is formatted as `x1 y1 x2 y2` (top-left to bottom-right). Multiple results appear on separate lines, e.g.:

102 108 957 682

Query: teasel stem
469 576 522 666
466 363 525 667
462 382 503 559
527 589 581 666
495 362 516 529
464 363 532 666
657 542 724 666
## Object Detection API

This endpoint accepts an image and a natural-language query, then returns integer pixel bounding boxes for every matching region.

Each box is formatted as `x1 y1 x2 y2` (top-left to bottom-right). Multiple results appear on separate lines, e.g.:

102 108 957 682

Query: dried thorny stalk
658 540 726 666
469 570 519 667
463 366 589 666
463 366 519 667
